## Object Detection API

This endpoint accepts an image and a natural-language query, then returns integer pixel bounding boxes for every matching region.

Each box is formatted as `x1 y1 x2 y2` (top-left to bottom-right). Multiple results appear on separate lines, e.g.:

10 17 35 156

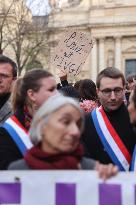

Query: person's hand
95 161 118 181
58 69 67 81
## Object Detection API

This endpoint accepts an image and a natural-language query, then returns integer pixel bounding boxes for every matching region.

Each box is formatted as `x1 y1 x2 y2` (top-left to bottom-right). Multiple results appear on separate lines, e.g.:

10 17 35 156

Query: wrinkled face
0 63 15 95
128 91 136 124
41 105 82 154
97 77 125 111
29 76 58 110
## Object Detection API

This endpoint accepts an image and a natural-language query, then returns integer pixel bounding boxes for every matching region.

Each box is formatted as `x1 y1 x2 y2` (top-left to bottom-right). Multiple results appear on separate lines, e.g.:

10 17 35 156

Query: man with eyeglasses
0 55 17 125
81 67 135 171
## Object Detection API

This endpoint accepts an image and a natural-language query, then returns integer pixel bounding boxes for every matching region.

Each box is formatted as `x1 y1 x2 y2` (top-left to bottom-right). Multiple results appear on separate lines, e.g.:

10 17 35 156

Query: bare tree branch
0 0 49 74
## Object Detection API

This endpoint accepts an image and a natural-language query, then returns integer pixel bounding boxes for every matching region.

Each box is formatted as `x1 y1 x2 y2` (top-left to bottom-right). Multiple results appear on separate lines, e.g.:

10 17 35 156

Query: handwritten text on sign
52 30 94 76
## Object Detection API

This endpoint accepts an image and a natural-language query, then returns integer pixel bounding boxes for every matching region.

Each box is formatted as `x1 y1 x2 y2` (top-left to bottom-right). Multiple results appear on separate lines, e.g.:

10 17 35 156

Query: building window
125 59 136 77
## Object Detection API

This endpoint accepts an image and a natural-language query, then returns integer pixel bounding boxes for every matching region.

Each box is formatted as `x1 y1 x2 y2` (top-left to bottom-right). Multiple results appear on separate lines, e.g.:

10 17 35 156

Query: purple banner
135 185 136 205
56 183 76 205
0 183 21 204
99 183 121 205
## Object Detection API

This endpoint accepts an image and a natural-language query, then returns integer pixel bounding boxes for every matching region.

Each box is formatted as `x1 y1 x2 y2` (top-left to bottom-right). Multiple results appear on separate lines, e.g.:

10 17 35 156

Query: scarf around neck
24 144 84 170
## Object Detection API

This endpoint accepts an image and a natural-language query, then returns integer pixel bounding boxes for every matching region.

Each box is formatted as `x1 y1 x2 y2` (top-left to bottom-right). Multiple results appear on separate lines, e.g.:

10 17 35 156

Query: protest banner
0 170 135 205
51 29 94 76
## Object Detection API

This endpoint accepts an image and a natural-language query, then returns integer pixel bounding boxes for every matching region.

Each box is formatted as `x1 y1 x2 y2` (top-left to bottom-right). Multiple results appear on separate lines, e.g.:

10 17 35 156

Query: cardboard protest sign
51 29 94 76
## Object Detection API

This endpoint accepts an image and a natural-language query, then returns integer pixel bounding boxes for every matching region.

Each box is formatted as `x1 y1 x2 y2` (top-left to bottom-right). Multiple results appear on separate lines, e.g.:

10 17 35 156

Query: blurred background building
0 0 136 82
48 0 136 82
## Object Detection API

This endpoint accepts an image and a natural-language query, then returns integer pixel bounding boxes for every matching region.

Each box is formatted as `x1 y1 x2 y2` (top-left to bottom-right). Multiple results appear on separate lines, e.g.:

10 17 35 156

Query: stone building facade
48 0 136 82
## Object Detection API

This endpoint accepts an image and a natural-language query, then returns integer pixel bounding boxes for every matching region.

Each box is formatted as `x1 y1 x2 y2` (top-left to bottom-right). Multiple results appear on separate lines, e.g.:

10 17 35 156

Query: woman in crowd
128 85 136 132
78 79 99 113
0 69 57 169
128 85 136 170
125 74 136 105
9 94 118 180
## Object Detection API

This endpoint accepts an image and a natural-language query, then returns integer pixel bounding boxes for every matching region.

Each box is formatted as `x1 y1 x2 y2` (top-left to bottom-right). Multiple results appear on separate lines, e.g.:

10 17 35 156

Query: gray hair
29 94 84 145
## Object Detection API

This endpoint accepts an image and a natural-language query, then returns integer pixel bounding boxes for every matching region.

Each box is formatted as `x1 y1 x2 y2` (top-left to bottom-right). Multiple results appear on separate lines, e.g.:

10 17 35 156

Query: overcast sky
26 0 51 16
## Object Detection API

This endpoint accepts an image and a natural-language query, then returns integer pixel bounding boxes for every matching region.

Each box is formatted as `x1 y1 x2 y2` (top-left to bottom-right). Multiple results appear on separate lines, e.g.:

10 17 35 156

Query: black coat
81 104 136 165
0 108 26 170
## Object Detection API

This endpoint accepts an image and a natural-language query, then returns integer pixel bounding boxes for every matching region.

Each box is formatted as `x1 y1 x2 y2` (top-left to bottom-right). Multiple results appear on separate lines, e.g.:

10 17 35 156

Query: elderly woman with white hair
9 94 118 179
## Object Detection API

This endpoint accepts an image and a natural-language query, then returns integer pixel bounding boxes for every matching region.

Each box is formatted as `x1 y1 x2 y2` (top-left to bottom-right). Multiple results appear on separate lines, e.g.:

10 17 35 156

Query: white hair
29 94 84 145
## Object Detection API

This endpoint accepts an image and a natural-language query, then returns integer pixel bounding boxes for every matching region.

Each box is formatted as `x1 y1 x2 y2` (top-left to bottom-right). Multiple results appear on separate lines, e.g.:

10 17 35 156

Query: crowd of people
0 54 136 180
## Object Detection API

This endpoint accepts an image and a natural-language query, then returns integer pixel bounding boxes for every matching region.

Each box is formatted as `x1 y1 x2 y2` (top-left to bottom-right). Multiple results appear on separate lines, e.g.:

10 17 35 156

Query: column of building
91 37 105 81
98 38 105 71
114 36 122 70
91 38 98 82
90 35 122 81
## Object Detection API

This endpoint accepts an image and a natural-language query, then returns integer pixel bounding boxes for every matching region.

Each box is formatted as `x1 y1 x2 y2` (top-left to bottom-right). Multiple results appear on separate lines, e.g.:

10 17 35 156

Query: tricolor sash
2 115 33 156
91 106 131 171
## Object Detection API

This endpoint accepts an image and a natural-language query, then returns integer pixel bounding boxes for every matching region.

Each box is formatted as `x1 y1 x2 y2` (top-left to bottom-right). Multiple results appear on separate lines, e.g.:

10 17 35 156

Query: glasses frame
99 87 124 97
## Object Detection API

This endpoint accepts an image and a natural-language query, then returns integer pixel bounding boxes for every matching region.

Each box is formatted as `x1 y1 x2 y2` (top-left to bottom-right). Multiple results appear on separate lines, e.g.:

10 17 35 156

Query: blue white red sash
2 115 33 156
91 106 131 171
